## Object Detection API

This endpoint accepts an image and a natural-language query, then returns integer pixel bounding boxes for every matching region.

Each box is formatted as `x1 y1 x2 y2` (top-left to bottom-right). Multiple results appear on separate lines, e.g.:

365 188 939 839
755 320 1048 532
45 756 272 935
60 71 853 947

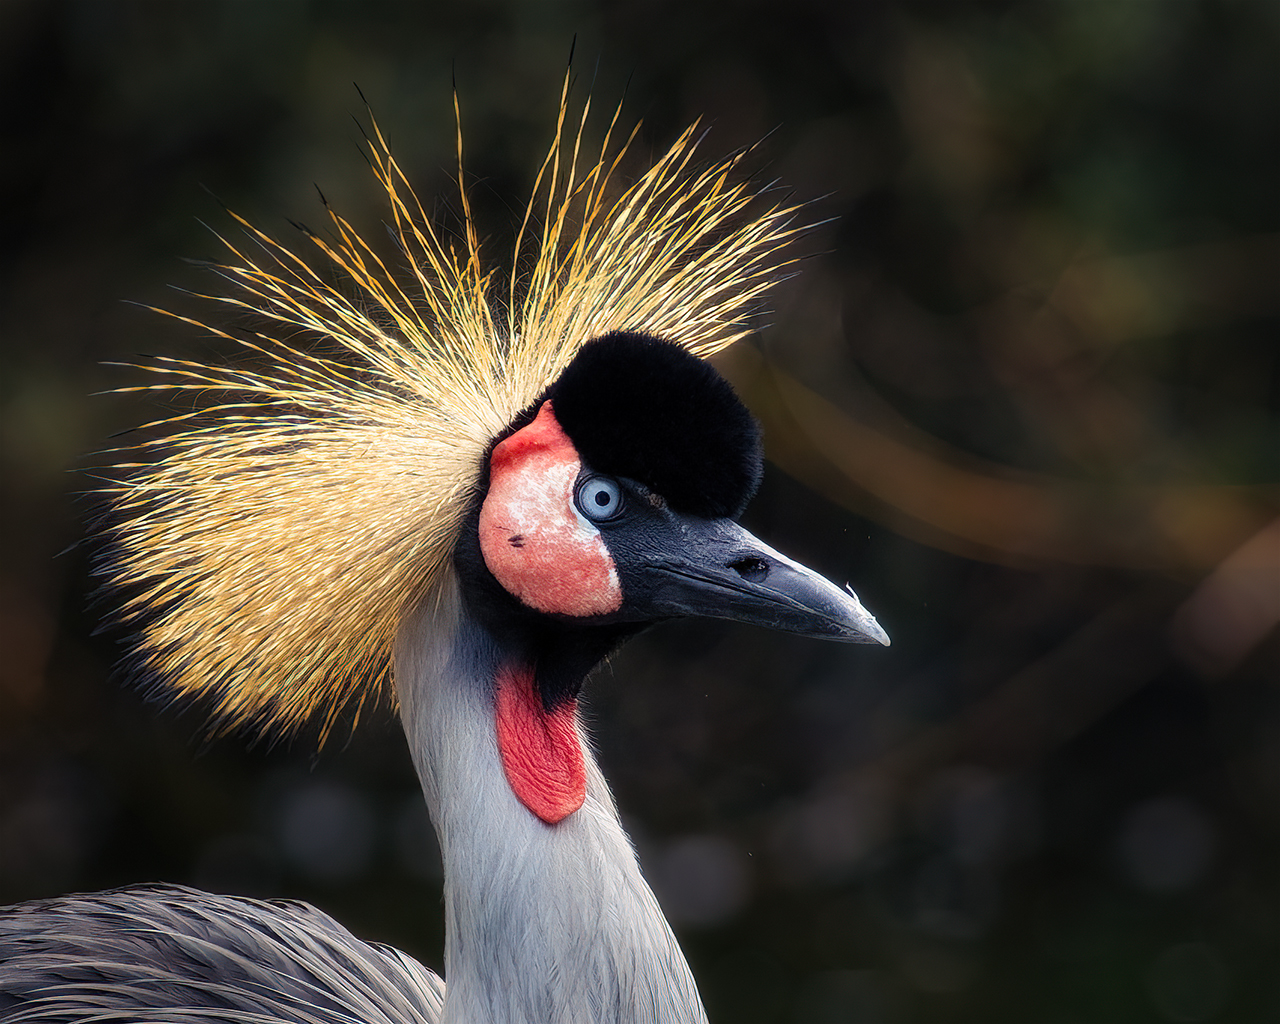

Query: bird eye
575 474 624 522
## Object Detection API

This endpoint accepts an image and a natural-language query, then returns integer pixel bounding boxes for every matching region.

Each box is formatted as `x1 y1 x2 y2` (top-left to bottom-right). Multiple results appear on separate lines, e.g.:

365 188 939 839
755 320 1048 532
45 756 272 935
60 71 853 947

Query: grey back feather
0 885 444 1023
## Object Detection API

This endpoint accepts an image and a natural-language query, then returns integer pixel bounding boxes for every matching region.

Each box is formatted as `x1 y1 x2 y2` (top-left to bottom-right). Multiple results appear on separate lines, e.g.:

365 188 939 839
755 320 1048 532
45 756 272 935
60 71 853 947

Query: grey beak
623 516 890 645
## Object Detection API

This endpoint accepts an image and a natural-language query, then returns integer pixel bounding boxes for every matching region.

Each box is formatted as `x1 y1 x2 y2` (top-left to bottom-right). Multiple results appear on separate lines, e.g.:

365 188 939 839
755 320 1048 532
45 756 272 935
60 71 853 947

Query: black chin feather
544 331 763 519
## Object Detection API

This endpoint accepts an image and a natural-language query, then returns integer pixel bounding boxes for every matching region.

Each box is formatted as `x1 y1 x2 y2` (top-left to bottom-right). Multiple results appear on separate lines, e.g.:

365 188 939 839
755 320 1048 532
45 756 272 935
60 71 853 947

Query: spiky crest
105 73 806 741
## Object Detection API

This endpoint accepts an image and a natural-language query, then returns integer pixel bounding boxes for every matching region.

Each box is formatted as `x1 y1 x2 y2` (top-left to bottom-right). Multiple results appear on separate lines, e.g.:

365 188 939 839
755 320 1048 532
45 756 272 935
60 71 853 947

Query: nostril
729 556 769 583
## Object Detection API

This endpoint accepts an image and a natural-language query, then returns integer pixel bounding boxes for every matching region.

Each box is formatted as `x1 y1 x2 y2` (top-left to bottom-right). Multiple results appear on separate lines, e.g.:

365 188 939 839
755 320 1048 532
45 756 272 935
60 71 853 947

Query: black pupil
594 490 611 507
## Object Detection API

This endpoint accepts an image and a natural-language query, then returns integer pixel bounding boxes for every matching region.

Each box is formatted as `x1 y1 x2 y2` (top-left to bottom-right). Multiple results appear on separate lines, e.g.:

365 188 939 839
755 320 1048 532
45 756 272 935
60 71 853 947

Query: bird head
457 329 886 652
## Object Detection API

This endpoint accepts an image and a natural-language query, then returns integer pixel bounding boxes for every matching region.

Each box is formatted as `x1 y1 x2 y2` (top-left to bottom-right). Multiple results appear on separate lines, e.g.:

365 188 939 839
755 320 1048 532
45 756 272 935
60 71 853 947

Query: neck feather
393 573 707 1024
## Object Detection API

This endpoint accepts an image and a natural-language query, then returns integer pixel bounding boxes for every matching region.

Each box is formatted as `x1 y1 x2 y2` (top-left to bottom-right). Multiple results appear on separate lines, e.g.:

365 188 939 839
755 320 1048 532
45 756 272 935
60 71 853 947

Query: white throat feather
394 573 707 1024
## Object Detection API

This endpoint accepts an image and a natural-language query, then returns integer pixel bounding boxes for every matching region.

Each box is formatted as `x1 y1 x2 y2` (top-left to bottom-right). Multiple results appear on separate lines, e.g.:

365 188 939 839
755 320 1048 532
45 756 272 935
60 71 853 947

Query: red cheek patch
479 401 622 617
495 663 585 824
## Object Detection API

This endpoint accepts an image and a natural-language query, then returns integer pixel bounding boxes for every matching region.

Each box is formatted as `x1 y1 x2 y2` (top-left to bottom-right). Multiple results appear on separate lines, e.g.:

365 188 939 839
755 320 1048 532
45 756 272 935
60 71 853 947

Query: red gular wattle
478 401 622 618
494 663 586 824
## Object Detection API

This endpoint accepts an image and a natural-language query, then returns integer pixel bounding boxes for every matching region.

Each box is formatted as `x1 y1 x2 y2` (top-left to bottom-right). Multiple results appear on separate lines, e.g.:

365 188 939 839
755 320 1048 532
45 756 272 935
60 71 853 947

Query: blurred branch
1172 517 1280 678
1016 235 1280 344
723 345 1279 574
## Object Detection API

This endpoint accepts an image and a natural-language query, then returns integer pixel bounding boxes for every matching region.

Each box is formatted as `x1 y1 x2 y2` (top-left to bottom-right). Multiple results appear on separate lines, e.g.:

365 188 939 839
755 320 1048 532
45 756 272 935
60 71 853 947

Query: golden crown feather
105 73 806 742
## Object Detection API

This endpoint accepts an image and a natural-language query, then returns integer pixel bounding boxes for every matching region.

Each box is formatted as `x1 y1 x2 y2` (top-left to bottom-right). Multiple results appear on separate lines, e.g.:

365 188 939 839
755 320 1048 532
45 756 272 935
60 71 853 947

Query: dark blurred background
2 1 1278 1021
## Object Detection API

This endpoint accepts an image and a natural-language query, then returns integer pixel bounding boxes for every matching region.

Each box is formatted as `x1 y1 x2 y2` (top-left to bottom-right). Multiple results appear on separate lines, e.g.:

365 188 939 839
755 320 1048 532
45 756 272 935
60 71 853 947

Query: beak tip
843 582 890 647
860 616 891 646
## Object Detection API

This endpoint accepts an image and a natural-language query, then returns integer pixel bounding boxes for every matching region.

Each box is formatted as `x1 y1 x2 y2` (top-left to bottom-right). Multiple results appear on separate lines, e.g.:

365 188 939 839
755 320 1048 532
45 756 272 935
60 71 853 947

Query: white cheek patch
506 460 597 541
478 402 623 617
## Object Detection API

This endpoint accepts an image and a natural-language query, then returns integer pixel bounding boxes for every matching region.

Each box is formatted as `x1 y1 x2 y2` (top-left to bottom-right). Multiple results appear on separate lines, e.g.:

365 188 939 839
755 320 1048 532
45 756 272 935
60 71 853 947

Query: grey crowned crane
0 85 889 1024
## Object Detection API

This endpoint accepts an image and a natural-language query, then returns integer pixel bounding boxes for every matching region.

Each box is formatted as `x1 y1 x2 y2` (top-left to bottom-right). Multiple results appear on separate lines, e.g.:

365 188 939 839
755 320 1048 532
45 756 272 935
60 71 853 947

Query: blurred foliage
1 1 1278 1022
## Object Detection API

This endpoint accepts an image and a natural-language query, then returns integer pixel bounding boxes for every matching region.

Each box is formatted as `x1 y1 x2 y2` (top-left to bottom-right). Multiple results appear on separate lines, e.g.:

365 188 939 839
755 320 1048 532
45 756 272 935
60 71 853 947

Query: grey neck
394 575 708 1024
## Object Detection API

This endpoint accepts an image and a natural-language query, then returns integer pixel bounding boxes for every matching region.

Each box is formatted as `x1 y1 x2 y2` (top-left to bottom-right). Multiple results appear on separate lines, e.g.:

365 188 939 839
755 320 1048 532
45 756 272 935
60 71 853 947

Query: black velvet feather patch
544 331 763 519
